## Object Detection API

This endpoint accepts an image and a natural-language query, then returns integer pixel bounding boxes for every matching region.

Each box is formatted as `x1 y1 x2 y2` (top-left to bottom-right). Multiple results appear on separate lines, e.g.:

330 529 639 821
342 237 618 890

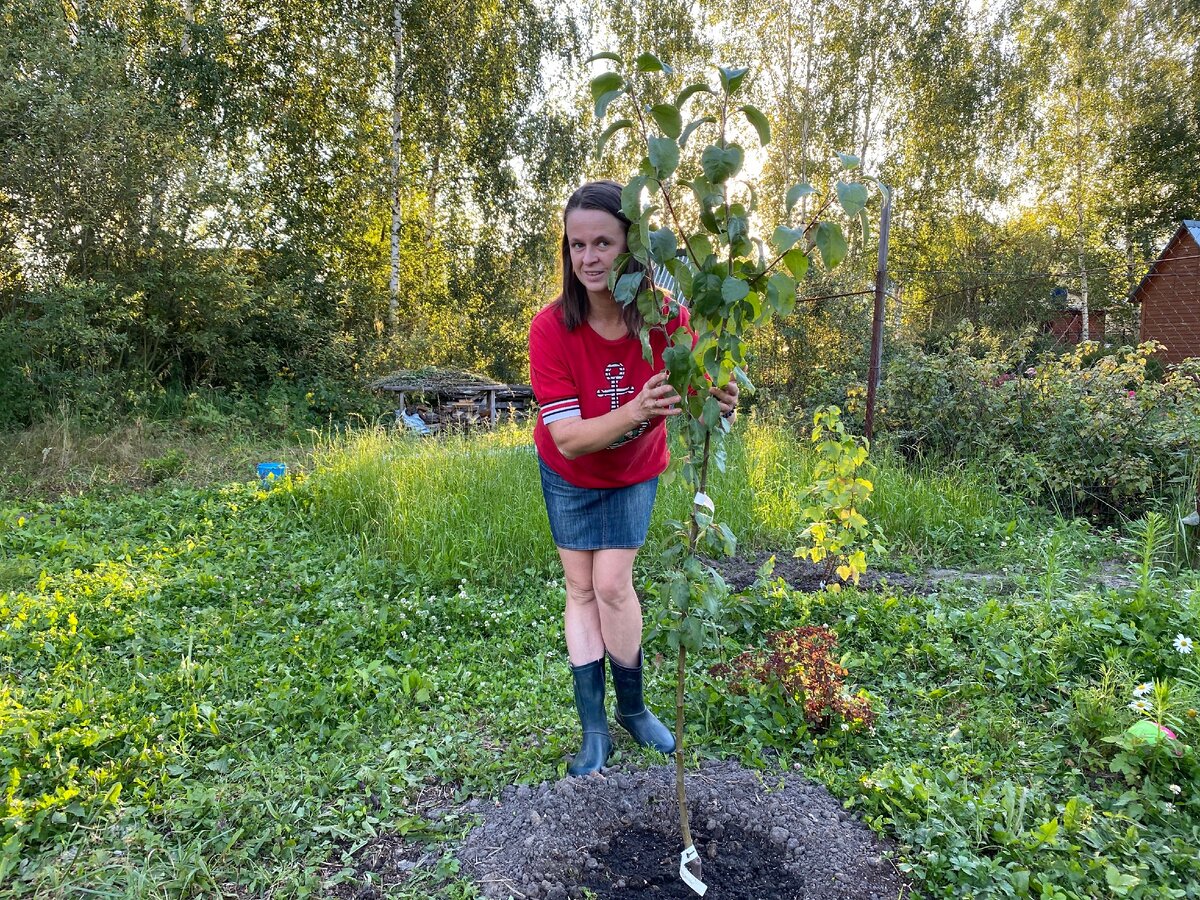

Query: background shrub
879 325 1200 517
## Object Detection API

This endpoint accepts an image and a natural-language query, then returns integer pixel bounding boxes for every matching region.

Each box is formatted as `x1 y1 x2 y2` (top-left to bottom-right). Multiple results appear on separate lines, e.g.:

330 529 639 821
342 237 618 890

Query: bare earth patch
457 759 915 900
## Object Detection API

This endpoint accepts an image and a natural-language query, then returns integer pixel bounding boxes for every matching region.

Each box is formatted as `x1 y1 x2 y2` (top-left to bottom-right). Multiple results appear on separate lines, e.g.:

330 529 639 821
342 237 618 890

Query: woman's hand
632 371 682 423
710 379 739 418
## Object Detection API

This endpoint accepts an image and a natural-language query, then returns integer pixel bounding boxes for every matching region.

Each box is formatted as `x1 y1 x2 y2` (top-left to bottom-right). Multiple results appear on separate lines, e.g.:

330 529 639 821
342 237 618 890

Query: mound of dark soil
457 759 914 900
581 822 808 898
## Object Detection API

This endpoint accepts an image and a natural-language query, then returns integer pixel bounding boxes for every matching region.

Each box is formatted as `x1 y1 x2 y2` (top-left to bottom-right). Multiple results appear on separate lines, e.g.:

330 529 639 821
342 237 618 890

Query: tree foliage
0 0 1196 424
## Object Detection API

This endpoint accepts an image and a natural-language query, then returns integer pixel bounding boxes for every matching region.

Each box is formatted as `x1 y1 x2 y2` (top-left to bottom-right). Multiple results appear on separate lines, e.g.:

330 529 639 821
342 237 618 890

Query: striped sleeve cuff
541 397 581 426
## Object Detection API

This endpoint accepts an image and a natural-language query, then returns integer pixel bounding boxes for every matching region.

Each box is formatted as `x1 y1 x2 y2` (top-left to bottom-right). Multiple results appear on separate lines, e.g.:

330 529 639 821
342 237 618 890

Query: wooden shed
1130 220 1200 364
1044 288 1106 345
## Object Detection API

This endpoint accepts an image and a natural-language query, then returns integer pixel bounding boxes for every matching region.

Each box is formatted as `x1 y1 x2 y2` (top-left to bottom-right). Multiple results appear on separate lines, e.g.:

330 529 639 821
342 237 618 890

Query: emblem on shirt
598 362 648 448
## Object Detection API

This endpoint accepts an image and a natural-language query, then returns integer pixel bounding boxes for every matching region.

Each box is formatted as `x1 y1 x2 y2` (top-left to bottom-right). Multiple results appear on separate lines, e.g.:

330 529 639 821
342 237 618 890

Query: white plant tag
679 844 707 895
693 492 714 513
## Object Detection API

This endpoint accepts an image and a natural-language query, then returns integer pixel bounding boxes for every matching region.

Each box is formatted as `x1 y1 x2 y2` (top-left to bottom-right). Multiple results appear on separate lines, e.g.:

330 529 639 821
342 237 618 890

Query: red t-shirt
530 302 691 489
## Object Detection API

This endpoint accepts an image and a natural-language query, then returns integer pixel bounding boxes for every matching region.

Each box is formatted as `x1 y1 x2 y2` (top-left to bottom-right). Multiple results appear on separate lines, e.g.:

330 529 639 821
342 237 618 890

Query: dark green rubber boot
610 651 676 754
567 658 612 777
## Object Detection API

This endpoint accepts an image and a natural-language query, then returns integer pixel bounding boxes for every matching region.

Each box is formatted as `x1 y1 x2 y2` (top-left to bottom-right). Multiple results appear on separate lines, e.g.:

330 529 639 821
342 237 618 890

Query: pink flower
1160 724 1177 740
1127 390 1136 398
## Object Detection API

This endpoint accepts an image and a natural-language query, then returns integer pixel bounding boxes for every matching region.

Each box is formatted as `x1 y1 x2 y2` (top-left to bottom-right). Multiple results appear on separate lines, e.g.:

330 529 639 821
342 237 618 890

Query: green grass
305 416 1036 585
2 420 1197 898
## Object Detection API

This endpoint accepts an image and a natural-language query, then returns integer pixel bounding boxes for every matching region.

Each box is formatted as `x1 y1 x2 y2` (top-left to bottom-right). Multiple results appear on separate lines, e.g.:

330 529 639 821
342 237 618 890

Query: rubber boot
610 651 676 754
567 658 612 777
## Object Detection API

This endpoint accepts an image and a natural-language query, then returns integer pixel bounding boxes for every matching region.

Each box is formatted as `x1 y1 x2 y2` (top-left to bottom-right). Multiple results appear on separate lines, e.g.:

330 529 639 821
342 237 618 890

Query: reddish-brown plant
712 625 875 731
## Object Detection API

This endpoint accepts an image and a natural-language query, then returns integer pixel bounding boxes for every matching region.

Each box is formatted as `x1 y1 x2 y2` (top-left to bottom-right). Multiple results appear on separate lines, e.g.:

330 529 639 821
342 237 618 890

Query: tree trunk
1078 243 1089 343
389 0 404 332
181 0 194 55
61 0 80 45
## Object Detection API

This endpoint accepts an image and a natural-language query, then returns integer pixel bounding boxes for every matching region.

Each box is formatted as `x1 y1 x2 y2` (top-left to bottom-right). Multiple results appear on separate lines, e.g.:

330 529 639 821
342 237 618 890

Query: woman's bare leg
591 548 642 668
557 547 605 665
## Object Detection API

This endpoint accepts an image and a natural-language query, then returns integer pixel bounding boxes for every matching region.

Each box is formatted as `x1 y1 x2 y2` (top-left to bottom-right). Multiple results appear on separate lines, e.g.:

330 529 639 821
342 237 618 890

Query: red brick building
1130 220 1200 365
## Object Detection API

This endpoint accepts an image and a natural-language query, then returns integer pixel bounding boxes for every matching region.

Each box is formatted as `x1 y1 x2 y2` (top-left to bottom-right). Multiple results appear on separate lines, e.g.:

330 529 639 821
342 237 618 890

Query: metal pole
864 190 892 443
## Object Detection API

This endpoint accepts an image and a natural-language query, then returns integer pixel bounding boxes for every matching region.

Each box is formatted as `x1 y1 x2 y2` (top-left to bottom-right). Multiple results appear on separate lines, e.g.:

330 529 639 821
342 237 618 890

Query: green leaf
664 340 693 401
814 221 848 269
688 233 714 263
649 227 678 264
590 71 623 104
636 52 673 74
727 215 748 244
717 66 750 96
637 289 665 324
621 176 647 220
614 271 643 306
595 89 624 118
701 144 744 183
863 174 893 205
786 182 815 214
635 206 656 259
680 615 704 652
663 256 693 295
692 272 723 315
717 523 737 556
836 180 868 217
679 115 715 148
767 272 797 315
835 150 860 170
739 104 771 146
586 51 623 64
670 578 690 611
782 248 810 279
1010 870 1030 895
689 177 722 209
627 215 650 262
676 83 714 109
721 277 749 303
595 119 632 159
770 225 805 254
650 103 682 139
606 253 631 291
1105 865 1139 894
648 137 680 178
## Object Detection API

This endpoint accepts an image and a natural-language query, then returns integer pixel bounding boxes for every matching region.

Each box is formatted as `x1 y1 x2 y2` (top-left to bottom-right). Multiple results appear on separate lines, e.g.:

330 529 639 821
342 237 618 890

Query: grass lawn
1 419 1198 898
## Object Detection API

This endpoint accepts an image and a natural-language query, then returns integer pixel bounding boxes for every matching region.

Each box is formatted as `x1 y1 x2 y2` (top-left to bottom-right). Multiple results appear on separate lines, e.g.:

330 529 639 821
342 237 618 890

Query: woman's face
565 208 628 300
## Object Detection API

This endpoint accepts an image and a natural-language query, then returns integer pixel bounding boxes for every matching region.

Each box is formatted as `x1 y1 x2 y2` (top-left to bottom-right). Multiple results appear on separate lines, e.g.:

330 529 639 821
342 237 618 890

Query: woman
529 180 738 776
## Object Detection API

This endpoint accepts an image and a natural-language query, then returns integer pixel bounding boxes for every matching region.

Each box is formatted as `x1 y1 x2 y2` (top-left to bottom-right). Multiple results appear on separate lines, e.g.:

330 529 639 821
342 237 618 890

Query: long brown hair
555 180 649 335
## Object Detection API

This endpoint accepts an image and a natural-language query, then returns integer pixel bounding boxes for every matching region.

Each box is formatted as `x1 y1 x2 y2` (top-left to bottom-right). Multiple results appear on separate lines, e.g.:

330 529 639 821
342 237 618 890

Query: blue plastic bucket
257 462 287 486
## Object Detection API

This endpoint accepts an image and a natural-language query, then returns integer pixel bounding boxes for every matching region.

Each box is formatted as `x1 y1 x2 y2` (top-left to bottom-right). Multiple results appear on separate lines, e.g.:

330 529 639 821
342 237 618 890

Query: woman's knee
563 575 597 608
593 575 636 609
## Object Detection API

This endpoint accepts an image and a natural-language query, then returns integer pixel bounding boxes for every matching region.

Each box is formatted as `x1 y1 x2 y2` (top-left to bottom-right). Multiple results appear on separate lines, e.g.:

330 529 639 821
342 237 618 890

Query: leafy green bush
880 325 1200 516
0 284 149 424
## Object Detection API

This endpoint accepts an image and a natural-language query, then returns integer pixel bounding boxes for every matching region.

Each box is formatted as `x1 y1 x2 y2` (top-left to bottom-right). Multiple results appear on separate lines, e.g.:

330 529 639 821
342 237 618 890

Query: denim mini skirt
538 457 658 550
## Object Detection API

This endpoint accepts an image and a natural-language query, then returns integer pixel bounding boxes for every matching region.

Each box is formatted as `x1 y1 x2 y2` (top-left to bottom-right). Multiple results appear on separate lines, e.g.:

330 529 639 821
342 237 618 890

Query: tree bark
181 0 194 56
389 0 404 332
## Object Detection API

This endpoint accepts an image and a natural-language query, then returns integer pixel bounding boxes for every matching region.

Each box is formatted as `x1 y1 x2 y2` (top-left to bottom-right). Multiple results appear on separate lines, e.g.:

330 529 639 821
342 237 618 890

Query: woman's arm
548 371 681 459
